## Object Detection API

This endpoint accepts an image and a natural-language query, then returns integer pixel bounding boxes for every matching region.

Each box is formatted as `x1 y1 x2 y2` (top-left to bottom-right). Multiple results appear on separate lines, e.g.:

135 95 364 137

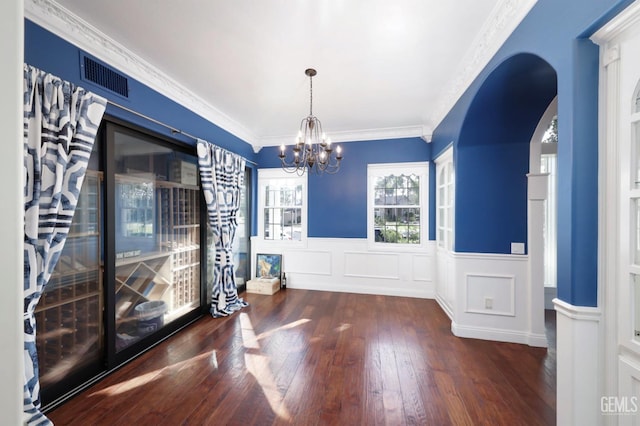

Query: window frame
367 162 429 251
630 81 640 343
540 141 557 288
257 168 308 248
435 148 454 252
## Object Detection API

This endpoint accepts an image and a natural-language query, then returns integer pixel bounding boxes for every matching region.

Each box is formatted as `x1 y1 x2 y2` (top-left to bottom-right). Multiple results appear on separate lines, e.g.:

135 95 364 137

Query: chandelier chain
309 73 313 117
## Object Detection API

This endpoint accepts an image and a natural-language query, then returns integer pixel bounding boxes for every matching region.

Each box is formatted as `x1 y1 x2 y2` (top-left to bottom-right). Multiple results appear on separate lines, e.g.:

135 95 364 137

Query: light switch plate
511 242 525 255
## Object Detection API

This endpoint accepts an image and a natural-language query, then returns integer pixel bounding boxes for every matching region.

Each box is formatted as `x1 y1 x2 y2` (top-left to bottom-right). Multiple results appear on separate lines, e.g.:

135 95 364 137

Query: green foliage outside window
374 173 421 244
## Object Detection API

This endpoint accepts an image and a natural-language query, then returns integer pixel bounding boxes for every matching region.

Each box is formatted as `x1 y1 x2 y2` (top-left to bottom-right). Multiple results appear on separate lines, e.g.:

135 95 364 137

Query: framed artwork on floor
256 253 282 279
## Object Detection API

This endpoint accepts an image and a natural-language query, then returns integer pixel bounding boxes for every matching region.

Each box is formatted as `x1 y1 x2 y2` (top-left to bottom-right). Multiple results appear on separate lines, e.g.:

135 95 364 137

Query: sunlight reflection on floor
251 318 311 343
240 313 314 423
335 323 352 333
88 352 213 397
88 313 311 421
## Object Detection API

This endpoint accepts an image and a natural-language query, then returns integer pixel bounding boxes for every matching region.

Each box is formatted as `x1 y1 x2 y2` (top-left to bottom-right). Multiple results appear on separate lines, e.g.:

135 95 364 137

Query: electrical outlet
635 330 640 337
485 297 493 309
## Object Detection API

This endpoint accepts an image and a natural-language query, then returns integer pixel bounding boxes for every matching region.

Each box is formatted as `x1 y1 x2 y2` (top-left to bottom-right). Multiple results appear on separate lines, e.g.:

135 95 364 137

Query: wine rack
157 182 201 311
34 171 103 388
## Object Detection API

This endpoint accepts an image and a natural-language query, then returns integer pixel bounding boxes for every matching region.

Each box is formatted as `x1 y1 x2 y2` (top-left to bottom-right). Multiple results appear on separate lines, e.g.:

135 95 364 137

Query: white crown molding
257 124 433 147
591 0 640 45
428 0 538 130
26 0 534 148
24 0 259 148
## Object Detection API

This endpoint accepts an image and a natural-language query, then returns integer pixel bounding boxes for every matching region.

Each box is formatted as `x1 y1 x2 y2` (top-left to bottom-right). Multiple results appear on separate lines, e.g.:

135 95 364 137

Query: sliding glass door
34 150 104 399
110 126 202 351
37 119 208 407
232 169 251 292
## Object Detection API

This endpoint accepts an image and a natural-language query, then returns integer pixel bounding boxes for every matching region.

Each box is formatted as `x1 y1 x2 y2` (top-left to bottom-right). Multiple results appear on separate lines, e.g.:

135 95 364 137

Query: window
368 162 428 249
541 116 557 288
258 169 307 244
435 148 454 251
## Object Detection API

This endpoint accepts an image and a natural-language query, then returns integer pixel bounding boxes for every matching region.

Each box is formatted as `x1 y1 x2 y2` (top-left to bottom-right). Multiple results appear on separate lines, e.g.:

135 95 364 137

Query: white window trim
435 146 454 252
367 161 429 252
257 168 308 249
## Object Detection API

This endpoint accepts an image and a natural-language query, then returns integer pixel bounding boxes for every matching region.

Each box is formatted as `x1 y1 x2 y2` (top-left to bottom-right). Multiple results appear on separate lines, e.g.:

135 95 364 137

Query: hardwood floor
47 289 556 425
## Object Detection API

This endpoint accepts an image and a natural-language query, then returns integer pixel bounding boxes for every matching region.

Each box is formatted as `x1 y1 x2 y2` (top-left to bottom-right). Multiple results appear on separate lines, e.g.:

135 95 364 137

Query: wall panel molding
411 254 433 282
252 237 436 299
464 273 515 317
343 252 400 280
435 250 546 347
282 250 332 276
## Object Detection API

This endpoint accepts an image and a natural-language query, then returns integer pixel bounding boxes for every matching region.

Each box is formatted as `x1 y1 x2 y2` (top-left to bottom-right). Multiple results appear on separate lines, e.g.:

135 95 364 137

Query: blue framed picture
256 253 281 279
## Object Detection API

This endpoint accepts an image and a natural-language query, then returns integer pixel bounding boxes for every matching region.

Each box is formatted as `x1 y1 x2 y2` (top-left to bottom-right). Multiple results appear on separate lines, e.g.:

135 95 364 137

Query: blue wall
24 20 257 161
257 138 431 238
430 0 633 306
455 54 557 254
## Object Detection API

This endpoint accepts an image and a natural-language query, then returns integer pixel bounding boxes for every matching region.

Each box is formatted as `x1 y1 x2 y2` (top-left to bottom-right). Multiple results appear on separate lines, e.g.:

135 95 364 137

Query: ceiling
26 0 536 149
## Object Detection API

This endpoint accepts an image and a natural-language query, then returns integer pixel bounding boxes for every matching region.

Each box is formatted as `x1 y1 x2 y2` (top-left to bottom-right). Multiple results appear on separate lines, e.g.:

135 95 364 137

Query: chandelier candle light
279 68 343 175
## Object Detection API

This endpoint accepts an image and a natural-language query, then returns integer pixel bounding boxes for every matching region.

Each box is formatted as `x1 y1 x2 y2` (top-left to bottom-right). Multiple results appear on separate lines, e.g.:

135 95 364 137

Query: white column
0 0 24 424
554 299 602 426
598 42 621 426
527 173 548 347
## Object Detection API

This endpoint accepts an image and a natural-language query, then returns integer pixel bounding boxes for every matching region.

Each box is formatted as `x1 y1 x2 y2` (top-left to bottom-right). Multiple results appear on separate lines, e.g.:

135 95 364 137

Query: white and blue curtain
23 64 106 425
197 140 248 317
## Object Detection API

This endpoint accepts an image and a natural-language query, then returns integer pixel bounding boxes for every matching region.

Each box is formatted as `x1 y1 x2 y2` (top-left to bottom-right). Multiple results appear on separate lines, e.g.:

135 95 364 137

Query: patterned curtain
197 140 249 317
23 64 106 425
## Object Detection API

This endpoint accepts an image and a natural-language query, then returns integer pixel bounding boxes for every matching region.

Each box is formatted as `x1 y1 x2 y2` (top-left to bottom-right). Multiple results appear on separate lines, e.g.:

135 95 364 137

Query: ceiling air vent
82 55 129 98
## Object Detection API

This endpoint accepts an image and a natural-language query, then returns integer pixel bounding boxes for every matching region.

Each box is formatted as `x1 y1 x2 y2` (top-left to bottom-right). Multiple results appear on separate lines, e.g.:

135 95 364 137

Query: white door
435 147 455 315
593 5 640 423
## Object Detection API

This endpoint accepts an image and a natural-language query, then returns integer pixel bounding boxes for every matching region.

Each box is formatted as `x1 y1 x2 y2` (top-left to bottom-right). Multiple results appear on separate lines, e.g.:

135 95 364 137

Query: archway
453 53 557 346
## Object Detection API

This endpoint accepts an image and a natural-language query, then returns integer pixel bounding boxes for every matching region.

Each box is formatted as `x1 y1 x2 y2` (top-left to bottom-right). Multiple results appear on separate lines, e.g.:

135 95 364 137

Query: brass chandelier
279 68 343 175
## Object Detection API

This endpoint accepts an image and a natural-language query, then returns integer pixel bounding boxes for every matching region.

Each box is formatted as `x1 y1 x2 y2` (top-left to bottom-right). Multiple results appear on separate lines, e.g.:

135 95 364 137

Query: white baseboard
435 293 454 320
451 321 548 346
289 279 434 299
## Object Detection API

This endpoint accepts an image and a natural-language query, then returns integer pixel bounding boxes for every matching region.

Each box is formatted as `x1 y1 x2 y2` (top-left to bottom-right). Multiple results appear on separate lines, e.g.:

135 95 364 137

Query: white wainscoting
617 355 640 424
444 251 547 347
250 237 436 298
435 248 455 320
553 299 602 426
252 237 547 347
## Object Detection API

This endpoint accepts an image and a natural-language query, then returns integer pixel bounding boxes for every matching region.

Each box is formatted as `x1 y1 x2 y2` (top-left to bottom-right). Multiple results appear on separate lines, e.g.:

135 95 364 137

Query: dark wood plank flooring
47 289 556 425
